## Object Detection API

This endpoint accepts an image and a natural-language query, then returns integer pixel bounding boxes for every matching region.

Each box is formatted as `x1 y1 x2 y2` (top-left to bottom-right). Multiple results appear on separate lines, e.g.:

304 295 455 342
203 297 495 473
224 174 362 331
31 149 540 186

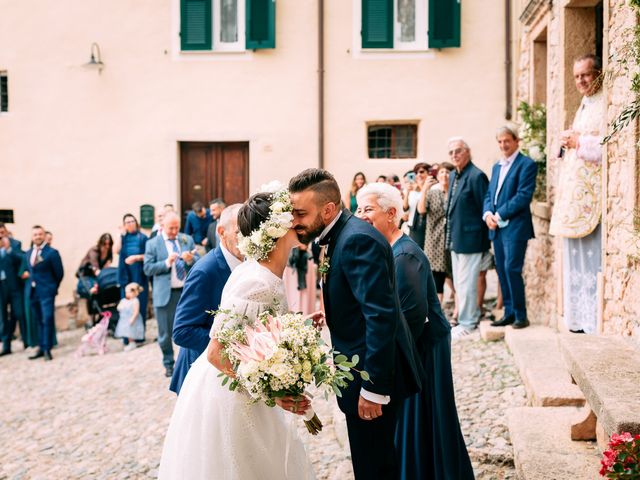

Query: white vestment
550 90 605 333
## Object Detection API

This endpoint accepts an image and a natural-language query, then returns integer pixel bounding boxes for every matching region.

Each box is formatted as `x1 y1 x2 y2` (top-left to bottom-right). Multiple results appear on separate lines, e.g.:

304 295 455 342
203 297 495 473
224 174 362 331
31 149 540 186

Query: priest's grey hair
356 182 403 226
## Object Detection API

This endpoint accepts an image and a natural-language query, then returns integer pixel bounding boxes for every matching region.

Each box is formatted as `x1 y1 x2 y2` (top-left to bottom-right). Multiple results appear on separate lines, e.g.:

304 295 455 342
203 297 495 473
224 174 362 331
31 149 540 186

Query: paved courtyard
0 304 525 480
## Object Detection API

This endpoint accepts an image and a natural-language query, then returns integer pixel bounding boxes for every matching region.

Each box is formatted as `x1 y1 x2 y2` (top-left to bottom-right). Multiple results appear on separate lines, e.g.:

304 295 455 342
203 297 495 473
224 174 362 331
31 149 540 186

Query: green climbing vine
517 101 547 202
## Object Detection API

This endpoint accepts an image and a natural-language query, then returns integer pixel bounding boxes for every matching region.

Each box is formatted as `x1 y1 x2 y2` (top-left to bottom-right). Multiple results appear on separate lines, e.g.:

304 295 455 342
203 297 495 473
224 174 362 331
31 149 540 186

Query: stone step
507 407 601 480
479 320 505 342
559 334 640 438
505 326 585 407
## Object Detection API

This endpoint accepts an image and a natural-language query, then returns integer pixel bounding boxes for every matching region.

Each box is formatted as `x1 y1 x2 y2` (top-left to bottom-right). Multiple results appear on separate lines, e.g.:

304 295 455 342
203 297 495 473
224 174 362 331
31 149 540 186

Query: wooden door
180 142 249 220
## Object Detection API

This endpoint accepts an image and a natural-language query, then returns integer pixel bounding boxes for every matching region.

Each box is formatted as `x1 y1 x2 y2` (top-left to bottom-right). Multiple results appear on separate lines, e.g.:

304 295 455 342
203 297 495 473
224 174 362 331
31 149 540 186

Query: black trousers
345 402 399 480
0 281 24 351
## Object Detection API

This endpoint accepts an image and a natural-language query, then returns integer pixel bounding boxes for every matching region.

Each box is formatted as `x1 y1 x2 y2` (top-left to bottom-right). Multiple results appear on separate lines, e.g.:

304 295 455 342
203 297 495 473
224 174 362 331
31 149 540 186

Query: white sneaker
124 343 137 352
451 325 474 341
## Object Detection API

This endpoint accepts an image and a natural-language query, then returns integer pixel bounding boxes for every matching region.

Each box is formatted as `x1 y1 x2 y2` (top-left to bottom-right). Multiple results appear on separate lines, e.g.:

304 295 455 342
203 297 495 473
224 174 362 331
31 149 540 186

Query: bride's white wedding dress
158 260 315 480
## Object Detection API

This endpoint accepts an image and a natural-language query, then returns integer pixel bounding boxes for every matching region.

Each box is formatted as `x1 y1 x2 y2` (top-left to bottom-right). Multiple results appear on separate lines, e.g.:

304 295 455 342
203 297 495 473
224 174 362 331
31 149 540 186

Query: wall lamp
83 42 104 74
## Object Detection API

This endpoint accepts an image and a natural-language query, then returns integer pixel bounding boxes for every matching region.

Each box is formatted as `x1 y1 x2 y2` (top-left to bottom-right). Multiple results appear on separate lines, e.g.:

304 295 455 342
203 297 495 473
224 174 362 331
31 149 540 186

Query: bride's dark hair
238 192 273 236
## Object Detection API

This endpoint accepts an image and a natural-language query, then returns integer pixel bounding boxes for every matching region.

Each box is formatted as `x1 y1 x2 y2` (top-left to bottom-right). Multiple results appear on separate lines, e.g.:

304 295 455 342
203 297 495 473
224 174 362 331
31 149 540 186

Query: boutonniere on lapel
179 234 188 247
35 252 44 265
318 255 331 283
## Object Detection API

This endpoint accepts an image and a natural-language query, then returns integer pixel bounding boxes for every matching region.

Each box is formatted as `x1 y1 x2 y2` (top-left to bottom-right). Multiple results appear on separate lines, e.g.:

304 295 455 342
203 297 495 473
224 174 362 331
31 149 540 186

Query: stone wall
602 0 640 341
518 2 561 329
518 0 640 340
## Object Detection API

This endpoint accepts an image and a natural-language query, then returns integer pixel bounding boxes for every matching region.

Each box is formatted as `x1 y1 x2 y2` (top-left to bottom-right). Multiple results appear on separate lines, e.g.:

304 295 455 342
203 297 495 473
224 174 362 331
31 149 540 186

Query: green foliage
604 4 640 144
517 101 547 202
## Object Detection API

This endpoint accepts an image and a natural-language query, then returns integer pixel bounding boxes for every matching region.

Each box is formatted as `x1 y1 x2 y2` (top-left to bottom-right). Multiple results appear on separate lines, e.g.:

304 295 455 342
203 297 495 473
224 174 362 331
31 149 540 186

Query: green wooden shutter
246 0 276 49
181 0 212 51
428 0 461 48
362 0 393 49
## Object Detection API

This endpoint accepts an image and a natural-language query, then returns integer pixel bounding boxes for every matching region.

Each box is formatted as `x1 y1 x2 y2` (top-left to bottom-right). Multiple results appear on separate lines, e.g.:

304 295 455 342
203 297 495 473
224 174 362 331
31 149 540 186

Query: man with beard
289 168 422 480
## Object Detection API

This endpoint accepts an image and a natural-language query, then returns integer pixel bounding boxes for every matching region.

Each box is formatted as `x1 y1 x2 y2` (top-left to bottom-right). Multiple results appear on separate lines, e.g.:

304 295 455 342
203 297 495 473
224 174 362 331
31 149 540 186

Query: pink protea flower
230 316 282 363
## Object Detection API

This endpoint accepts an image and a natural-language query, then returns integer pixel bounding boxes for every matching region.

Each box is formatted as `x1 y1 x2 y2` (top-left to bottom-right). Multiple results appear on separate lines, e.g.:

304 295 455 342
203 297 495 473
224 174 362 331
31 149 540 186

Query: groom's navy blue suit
169 246 232 394
321 210 422 480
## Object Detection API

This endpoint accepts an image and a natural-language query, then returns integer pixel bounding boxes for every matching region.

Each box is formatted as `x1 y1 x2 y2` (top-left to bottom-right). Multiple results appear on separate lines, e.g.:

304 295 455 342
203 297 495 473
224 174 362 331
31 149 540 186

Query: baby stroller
76 311 111 357
79 267 121 335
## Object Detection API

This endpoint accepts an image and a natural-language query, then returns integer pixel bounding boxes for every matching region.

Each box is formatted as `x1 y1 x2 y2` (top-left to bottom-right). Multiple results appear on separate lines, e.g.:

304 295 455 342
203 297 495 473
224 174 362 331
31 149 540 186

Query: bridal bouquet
213 311 367 435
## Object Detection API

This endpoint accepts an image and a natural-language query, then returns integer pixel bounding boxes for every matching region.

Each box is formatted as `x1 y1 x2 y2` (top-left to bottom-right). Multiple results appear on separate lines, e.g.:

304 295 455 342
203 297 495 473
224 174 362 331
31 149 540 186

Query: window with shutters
0 72 7 113
180 0 275 52
368 124 418 159
359 0 460 51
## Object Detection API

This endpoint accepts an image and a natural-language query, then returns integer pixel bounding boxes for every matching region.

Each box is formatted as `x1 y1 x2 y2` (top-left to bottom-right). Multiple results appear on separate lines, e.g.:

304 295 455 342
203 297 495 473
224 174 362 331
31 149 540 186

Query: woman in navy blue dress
356 182 474 480
116 214 149 331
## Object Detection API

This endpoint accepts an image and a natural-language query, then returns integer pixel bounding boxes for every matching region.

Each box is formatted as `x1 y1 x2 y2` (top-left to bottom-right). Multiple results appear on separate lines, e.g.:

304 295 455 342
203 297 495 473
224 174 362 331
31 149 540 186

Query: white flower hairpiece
238 186 294 261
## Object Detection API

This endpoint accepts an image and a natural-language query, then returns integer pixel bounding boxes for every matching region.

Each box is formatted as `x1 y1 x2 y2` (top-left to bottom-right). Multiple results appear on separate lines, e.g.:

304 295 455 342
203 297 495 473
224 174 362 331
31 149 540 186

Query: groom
289 169 422 479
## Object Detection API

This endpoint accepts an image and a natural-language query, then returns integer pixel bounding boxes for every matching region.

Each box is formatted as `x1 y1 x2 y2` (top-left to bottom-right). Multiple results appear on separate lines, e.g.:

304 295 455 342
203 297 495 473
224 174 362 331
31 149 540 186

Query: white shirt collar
162 231 177 243
220 244 242 271
318 211 343 242
499 150 519 166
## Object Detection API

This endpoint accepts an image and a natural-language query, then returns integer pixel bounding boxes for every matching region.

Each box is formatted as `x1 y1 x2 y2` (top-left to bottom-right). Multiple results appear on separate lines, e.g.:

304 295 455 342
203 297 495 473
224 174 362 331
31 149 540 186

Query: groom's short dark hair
289 169 341 205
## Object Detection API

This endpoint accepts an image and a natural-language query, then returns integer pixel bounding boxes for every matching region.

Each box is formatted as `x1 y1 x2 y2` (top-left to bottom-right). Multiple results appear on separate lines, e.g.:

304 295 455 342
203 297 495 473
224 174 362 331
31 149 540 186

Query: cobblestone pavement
0 306 525 480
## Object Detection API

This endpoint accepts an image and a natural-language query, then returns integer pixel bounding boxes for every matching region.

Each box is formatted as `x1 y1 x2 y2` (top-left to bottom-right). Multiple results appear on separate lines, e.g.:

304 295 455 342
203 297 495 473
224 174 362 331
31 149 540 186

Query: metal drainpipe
318 0 325 169
505 0 513 120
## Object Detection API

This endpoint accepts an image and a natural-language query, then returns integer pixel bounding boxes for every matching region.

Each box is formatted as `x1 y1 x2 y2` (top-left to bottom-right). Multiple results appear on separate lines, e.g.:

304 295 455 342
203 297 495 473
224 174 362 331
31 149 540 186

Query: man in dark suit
204 198 226 253
26 225 64 361
184 201 212 254
169 204 242 394
144 212 199 377
445 137 490 339
484 126 538 329
0 223 27 355
289 168 422 480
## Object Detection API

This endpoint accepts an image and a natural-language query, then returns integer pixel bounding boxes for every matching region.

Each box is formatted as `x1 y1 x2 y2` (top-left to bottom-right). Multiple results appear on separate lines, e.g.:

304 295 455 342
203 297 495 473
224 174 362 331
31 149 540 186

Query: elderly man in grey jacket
144 212 199 377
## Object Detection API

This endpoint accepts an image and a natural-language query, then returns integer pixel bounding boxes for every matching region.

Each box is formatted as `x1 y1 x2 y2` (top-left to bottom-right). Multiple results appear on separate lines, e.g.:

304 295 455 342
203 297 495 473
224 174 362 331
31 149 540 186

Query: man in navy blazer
483 126 538 329
445 138 490 339
144 212 199 377
0 223 27 355
169 204 243 394
290 169 422 480
26 225 64 361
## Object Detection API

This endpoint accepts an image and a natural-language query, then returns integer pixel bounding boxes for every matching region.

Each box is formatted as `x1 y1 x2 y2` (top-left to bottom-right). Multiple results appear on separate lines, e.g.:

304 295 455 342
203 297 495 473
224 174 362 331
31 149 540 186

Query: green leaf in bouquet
222 376 229 386
351 354 359 364
304 319 313 326
343 371 354 381
360 371 370 382
217 372 224 377
338 364 350 371
613 463 624 473
230 380 238 391
332 384 343 397
334 354 347 364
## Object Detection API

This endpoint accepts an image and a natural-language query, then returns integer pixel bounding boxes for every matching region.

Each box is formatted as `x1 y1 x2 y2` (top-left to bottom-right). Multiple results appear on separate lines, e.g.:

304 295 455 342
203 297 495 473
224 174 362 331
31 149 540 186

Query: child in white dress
114 282 145 351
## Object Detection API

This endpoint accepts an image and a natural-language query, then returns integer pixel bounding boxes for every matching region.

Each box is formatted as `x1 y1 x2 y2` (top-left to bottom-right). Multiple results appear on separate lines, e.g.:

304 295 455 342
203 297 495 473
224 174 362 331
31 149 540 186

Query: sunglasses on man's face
448 148 464 156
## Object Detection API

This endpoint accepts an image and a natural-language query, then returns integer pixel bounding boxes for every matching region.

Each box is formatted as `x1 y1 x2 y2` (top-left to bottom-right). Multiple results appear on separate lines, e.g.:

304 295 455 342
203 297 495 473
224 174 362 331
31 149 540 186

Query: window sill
351 49 436 60
173 49 253 61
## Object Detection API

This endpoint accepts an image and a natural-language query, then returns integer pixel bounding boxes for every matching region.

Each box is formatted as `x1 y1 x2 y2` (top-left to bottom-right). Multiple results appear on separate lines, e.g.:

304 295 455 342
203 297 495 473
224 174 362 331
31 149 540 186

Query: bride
159 190 316 479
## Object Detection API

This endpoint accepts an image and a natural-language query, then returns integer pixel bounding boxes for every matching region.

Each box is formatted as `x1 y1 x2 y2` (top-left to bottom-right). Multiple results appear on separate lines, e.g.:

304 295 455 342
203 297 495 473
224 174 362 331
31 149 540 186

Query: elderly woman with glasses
356 183 473 480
